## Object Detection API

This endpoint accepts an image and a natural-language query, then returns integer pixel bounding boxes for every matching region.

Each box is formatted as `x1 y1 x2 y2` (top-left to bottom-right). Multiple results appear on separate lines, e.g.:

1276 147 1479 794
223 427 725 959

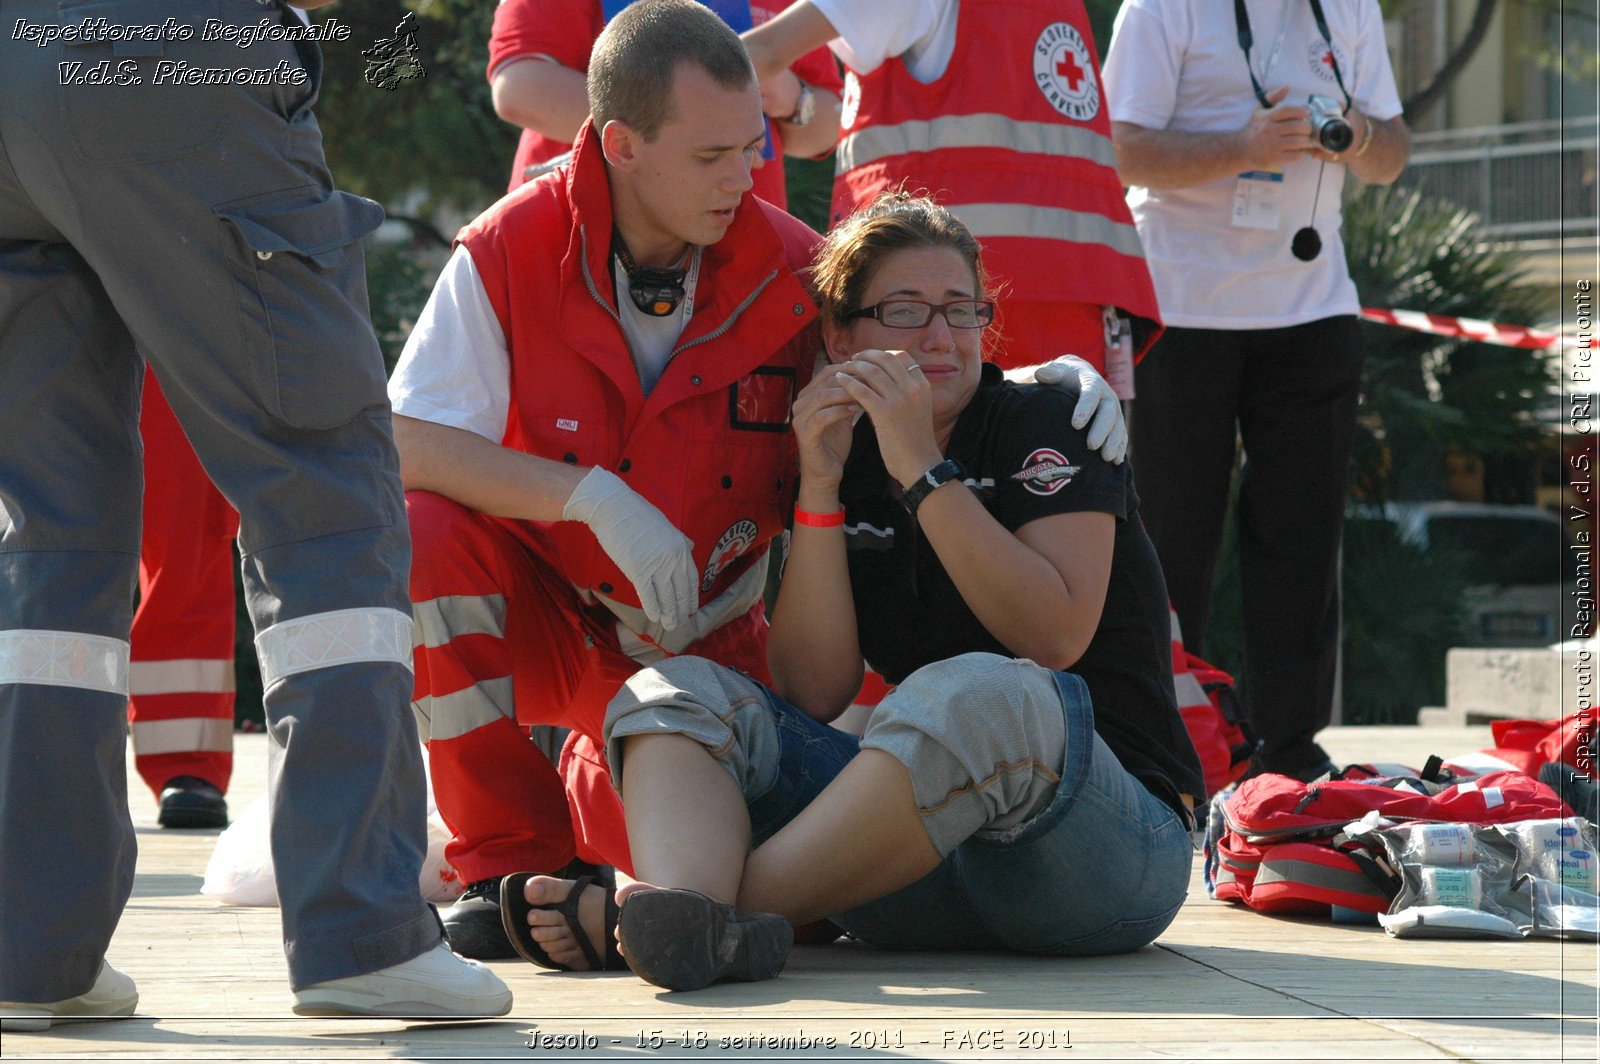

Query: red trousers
130 368 239 798
406 491 769 882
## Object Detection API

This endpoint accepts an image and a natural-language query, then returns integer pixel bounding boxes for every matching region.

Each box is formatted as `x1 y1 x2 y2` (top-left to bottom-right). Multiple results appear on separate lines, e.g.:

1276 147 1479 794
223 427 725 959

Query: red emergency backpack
1472 713 1596 779
1205 766 1573 916
1169 607 1259 797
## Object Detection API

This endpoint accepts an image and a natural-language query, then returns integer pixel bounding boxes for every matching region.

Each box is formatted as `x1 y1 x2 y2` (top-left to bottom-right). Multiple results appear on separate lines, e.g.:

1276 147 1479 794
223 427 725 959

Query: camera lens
1317 119 1353 153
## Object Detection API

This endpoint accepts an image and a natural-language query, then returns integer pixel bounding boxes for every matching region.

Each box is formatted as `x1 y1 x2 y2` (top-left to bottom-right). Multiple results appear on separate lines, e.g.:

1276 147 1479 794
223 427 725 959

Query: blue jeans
608 658 1194 955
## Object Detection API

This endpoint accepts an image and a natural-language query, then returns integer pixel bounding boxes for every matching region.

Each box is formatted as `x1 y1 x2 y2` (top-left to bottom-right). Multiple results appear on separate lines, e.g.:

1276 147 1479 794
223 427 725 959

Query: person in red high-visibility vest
742 0 1162 388
132 368 238 830
487 0 844 203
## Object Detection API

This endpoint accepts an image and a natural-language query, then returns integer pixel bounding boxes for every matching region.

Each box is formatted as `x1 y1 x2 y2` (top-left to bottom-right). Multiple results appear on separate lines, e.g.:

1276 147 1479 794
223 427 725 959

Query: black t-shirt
838 363 1205 812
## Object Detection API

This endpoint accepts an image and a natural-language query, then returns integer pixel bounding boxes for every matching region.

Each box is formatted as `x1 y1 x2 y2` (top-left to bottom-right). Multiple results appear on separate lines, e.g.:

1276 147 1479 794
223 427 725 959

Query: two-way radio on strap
612 230 699 317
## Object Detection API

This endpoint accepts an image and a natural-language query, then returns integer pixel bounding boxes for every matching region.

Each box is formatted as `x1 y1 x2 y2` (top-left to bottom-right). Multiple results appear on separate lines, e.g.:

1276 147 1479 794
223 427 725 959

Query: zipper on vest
578 224 625 328
668 267 778 361
580 225 782 379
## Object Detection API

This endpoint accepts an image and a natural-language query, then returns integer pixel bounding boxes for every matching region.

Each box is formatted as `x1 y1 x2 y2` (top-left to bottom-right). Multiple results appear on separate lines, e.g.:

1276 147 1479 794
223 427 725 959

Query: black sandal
499 872 623 971
617 887 792 992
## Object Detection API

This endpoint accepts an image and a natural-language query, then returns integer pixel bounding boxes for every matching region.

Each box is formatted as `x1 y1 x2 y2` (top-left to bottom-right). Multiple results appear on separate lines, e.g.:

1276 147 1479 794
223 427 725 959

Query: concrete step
1442 641 1595 724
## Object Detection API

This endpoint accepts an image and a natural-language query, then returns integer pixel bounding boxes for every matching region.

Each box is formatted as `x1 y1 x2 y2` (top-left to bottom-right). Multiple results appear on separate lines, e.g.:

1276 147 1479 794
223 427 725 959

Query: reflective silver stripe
597 552 769 656
415 676 515 743
254 607 414 690
844 522 894 539
1169 608 1184 648
129 658 235 696
523 149 573 183
0 629 129 695
1174 672 1209 709
948 202 1146 260
615 624 669 668
1257 858 1385 898
836 113 1116 174
412 594 507 649
131 717 232 756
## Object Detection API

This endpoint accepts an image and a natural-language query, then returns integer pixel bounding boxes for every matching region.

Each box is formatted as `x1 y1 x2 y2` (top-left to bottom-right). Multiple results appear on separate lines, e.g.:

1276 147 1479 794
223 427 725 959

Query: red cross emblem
1056 50 1086 91
1320 50 1336 70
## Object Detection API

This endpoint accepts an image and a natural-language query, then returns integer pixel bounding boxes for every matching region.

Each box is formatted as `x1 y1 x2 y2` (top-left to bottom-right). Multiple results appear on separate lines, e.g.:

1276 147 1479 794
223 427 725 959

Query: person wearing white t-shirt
1103 0 1409 781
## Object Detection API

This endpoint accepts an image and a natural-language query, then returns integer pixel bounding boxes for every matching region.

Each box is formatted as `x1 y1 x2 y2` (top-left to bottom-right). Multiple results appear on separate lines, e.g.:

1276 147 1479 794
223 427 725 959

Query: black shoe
442 878 518 960
1288 758 1340 784
1243 752 1339 785
446 859 611 960
157 776 228 829
618 888 792 993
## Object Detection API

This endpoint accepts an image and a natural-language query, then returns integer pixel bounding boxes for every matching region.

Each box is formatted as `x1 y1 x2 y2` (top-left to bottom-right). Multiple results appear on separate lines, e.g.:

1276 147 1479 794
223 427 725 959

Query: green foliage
1338 519 1469 723
314 0 514 216
1202 502 1473 727
366 241 447 372
1343 184 1556 502
784 153 835 234
1082 0 1119 58
1204 186 1552 724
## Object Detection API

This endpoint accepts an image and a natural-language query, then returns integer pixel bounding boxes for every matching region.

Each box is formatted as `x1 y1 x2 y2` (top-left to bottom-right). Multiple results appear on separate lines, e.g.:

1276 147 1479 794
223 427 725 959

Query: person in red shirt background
487 0 844 207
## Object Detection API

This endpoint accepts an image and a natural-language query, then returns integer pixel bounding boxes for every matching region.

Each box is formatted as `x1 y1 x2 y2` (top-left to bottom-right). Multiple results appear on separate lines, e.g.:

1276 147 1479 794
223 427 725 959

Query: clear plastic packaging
202 747 465 906
1347 816 1599 940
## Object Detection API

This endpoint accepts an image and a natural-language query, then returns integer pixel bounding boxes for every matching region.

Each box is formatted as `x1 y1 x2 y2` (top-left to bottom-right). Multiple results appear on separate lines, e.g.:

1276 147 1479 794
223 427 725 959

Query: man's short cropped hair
588 0 757 142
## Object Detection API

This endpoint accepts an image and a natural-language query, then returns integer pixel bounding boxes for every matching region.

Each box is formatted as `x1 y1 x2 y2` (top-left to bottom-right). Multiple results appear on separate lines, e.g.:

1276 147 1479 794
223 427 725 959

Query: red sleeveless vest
833 0 1159 347
459 124 820 613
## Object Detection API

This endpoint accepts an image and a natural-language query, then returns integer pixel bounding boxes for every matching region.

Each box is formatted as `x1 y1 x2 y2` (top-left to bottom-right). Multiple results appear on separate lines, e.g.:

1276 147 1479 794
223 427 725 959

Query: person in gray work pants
0 0 509 1027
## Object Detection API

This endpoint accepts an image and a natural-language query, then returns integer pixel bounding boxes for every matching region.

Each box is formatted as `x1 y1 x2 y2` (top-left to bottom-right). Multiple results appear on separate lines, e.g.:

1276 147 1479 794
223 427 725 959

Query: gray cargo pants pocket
56 0 224 164
215 184 389 430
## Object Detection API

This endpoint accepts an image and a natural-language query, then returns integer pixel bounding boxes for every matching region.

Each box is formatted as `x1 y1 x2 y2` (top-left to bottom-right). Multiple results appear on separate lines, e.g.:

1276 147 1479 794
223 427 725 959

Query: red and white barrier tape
1361 308 1582 350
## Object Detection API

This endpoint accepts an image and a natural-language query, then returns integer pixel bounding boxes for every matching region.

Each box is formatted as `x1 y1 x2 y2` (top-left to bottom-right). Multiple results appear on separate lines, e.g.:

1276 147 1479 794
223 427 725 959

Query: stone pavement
2 725 1596 1063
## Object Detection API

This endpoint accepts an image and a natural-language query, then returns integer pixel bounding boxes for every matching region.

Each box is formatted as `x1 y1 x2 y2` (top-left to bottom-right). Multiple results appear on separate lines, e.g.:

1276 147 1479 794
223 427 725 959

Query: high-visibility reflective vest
833 0 1160 351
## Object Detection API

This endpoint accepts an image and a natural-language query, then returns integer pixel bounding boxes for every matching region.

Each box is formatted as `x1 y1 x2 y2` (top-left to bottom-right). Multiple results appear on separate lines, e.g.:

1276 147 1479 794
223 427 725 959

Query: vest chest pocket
214 185 389 430
696 370 798 505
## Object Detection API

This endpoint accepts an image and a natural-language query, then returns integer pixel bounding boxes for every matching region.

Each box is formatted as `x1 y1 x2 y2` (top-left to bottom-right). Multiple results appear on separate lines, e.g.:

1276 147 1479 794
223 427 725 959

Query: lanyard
1233 0 1352 111
680 245 704 323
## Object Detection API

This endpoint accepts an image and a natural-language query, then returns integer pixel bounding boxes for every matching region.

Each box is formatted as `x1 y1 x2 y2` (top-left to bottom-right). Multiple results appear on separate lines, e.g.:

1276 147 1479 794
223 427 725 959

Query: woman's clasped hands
838 349 944 490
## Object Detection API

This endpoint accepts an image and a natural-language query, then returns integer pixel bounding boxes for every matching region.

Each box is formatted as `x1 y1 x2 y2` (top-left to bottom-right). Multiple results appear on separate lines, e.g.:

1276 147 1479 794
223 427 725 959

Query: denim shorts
604 659 1193 955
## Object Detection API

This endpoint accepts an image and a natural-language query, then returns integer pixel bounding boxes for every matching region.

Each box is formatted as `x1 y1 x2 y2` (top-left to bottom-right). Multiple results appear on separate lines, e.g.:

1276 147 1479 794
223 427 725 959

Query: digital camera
1306 94 1353 153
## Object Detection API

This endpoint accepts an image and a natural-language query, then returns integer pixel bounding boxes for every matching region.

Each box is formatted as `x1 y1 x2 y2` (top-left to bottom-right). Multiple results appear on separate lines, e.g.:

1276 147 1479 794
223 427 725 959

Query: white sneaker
1 962 139 1032
291 942 512 1018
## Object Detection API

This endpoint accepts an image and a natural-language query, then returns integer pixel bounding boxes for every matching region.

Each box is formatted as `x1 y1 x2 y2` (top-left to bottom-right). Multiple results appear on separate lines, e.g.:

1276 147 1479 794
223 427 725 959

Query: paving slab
2 725 1595 1063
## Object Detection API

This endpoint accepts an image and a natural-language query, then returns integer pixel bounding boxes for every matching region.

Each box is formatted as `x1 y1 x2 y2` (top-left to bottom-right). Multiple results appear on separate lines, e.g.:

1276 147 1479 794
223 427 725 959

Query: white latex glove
561 467 698 630
1032 354 1128 464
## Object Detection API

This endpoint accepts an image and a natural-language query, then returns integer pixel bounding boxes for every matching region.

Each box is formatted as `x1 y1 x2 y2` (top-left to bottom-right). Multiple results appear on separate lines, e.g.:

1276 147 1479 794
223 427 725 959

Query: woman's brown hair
809 190 991 328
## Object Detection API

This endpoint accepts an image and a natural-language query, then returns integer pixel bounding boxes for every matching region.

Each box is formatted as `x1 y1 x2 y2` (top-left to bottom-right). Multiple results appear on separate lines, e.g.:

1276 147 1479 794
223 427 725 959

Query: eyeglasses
846 299 995 329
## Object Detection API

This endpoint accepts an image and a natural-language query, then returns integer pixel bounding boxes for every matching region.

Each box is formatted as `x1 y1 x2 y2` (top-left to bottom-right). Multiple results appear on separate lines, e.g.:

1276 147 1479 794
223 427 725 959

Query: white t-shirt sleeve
1104 0 1186 131
1350 0 1402 120
388 245 511 444
812 0 956 80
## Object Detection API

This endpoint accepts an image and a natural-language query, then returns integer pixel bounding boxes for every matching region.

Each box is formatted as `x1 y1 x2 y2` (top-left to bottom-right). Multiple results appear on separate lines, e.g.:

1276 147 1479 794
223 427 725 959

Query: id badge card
1232 170 1284 230
1101 306 1135 400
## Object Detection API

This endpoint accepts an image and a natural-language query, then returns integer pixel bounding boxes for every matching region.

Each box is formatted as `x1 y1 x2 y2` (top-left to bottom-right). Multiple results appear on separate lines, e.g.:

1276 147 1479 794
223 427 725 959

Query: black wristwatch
901 459 964 515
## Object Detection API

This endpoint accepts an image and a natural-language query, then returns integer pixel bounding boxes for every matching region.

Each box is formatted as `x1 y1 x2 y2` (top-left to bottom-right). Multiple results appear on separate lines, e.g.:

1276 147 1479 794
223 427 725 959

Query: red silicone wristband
793 505 845 528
